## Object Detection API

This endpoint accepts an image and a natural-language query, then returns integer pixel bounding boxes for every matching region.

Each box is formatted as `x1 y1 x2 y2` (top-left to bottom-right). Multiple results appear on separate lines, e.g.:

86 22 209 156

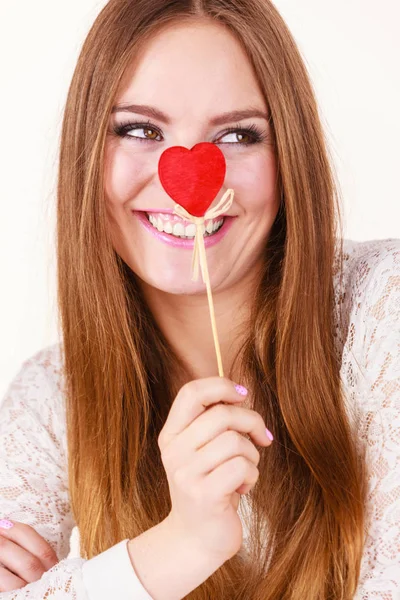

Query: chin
134 270 208 296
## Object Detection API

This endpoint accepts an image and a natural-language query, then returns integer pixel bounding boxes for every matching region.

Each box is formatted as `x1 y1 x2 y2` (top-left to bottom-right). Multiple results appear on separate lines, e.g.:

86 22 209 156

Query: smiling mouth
145 212 225 239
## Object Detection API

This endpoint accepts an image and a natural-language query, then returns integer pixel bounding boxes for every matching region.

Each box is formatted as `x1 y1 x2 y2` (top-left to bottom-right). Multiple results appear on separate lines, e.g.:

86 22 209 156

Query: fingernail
0 519 14 529
265 428 274 441
234 384 248 396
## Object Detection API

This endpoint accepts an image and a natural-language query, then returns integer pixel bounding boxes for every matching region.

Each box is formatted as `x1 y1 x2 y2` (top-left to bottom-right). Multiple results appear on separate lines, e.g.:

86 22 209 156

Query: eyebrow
111 103 270 125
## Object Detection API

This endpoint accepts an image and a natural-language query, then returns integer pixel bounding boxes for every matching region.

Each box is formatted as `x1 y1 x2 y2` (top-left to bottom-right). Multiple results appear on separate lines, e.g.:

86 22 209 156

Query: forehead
115 21 267 119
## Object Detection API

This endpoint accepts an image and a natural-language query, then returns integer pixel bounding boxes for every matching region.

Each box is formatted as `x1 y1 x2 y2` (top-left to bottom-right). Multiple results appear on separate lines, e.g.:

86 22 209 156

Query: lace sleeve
0 349 153 599
353 241 400 599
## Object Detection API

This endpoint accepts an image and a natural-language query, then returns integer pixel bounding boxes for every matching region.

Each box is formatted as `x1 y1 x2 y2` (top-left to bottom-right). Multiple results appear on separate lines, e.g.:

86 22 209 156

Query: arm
126 517 225 600
352 240 400 599
0 345 153 599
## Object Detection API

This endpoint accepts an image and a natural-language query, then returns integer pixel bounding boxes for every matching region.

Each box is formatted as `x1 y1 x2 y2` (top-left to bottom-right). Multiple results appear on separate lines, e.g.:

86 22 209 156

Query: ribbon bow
173 188 234 282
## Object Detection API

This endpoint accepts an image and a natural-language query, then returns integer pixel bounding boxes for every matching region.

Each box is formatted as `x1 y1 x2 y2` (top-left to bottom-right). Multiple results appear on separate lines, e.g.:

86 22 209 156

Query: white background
1 0 399 399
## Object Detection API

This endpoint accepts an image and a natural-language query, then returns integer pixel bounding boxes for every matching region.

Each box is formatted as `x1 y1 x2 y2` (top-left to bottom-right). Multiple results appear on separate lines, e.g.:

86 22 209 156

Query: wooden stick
196 223 224 377
173 190 234 377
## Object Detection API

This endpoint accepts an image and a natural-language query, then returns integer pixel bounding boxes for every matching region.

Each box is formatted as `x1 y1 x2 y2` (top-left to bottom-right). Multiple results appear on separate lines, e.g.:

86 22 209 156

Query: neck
139 269 260 387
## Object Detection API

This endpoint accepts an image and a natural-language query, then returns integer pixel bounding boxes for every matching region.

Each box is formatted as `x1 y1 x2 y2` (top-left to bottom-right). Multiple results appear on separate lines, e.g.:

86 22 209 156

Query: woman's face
105 20 280 295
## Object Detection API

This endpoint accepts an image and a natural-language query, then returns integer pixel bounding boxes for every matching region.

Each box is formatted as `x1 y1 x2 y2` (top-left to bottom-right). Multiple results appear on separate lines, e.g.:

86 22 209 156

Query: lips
145 212 224 238
133 210 235 249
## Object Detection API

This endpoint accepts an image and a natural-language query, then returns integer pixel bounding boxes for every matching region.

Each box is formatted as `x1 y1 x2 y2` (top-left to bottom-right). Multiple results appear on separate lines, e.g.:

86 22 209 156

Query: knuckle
158 430 172 452
172 380 199 410
160 445 174 469
244 436 261 463
39 546 56 563
212 403 229 421
188 481 203 502
251 464 260 482
254 470 260 485
216 377 231 392
172 467 188 488
180 380 197 399
233 455 248 473
226 430 244 452
157 430 165 450
243 437 261 465
25 557 44 576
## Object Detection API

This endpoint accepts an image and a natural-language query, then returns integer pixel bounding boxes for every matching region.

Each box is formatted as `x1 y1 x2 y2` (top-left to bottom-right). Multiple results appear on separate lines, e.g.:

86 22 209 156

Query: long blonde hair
57 0 367 598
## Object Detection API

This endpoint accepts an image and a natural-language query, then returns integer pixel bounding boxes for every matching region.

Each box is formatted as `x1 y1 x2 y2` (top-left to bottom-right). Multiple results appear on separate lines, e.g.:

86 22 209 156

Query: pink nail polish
234 384 248 396
0 519 14 529
265 428 274 441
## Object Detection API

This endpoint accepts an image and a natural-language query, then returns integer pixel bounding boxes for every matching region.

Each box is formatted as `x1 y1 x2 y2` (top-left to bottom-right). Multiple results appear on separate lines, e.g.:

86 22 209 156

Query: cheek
104 142 149 206
226 150 278 213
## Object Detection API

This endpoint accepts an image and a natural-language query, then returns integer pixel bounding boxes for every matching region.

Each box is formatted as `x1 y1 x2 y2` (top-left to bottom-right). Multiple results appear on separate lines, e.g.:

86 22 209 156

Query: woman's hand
0 520 58 592
159 377 273 563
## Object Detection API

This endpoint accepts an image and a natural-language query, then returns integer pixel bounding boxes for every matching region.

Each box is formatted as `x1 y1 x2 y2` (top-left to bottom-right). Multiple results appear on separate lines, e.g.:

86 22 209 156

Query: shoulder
335 237 400 297
339 241 400 596
19 341 64 385
334 238 400 427
343 237 400 335
4 341 65 403
334 237 400 336
1 342 67 451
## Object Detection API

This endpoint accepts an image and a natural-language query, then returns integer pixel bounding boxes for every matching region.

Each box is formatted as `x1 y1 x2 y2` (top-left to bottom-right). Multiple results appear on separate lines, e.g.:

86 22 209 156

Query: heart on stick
157 141 234 379
158 142 226 217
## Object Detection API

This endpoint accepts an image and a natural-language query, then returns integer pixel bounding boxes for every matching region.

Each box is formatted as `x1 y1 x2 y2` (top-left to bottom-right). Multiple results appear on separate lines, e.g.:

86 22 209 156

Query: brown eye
236 132 252 143
218 127 262 145
113 122 163 142
143 128 158 140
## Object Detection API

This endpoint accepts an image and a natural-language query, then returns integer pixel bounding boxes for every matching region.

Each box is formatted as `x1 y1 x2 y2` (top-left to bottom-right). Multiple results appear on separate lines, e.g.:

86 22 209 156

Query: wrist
127 516 224 600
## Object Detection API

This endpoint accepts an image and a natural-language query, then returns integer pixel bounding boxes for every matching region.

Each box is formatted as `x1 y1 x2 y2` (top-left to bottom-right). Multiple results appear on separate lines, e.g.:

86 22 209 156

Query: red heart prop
158 142 226 217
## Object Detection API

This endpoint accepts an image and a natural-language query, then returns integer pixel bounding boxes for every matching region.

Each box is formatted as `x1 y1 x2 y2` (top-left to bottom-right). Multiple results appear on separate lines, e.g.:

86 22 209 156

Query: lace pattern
0 237 399 598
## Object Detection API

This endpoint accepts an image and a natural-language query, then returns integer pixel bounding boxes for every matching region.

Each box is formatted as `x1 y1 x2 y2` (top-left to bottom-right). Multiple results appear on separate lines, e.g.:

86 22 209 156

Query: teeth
146 213 225 238
213 219 222 231
185 223 196 237
173 223 185 236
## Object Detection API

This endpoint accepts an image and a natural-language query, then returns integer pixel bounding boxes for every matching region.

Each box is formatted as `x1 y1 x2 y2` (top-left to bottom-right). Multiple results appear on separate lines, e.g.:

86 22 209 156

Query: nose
158 142 227 217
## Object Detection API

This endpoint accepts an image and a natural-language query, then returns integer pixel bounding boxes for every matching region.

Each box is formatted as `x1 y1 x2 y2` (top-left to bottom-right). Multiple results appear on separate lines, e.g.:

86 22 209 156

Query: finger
0 522 58 570
190 430 260 478
0 565 27 592
159 377 246 447
208 456 259 498
181 404 271 451
0 534 46 583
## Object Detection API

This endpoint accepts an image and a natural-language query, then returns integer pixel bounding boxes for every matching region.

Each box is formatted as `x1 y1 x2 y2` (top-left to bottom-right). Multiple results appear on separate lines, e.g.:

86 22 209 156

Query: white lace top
1 237 399 600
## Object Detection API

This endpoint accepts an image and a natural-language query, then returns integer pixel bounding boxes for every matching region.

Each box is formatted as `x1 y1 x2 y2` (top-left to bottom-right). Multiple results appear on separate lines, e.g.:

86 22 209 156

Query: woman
0 0 399 598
